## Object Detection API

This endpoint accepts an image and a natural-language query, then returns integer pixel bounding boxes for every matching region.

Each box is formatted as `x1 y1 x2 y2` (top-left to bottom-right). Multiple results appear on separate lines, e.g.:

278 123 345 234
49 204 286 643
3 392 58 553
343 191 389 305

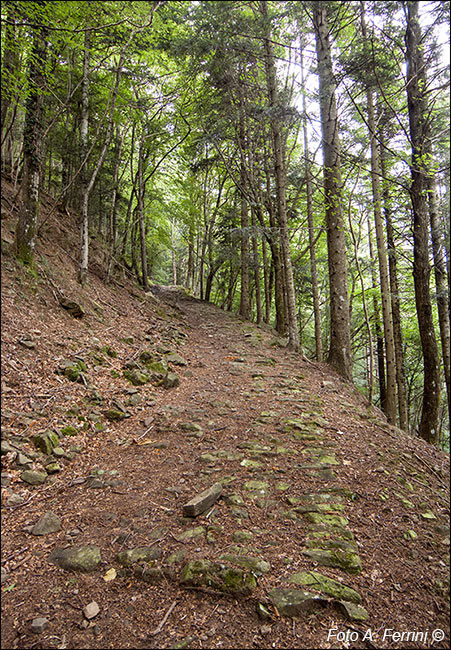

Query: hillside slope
1 179 450 649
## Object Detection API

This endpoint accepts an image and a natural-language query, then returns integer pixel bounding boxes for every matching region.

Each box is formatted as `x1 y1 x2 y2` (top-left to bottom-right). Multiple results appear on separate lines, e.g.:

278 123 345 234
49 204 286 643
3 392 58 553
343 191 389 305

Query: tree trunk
428 176 451 419
313 3 352 380
379 133 408 430
15 12 48 266
261 0 299 351
78 19 91 285
1 1 19 174
360 7 397 422
405 1 441 444
300 42 322 360
238 117 250 320
137 137 149 291
367 219 385 411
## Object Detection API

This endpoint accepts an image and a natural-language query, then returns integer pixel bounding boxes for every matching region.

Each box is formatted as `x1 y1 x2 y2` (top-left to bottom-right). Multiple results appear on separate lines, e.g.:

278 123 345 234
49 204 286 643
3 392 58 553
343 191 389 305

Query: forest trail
1 200 450 648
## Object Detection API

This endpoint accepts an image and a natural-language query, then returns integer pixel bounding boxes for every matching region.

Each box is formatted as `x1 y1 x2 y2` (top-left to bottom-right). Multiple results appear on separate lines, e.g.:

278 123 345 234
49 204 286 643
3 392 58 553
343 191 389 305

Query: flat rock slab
303 549 362 573
288 571 362 603
293 503 345 514
183 482 222 517
219 553 270 575
303 513 349 527
269 588 326 616
49 546 101 572
243 480 270 498
180 559 257 595
175 526 205 542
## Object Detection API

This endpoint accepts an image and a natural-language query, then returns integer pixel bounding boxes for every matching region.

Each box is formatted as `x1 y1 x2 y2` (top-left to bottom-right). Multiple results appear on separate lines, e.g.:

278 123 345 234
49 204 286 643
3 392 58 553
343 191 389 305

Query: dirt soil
1 177 450 650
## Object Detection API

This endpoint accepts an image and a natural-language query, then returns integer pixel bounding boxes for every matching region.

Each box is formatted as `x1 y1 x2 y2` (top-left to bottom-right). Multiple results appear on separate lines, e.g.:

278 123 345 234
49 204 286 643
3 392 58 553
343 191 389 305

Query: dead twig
148 600 177 636
412 451 448 489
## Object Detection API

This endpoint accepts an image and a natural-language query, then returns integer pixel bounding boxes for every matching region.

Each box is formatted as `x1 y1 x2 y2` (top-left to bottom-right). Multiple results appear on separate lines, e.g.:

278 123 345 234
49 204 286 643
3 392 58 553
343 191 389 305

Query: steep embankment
1 179 450 649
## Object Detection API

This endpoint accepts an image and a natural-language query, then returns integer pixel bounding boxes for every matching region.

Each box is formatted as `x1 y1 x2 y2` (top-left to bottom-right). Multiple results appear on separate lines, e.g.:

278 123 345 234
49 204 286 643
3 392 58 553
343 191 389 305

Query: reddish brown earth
1 177 450 649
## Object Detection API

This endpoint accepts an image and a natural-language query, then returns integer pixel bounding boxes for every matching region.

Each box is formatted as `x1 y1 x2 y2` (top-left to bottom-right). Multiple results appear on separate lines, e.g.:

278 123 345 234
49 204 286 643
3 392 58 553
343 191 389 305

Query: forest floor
1 176 450 650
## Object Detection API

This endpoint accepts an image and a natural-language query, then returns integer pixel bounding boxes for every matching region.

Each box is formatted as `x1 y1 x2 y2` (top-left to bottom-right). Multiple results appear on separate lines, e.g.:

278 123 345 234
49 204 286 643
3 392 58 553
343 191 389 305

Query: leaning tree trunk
405 1 441 444
313 2 352 380
15 10 48 266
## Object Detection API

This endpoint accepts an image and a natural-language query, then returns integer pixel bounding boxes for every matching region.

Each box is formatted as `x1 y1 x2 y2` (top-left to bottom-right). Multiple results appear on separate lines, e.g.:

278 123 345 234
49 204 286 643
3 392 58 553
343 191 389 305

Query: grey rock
15 453 33 467
1 440 14 455
269 588 327 616
183 482 222 517
7 493 24 507
21 470 47 485
163 372 180 389
83 601 100 620
30 617 49 634
32 512 62 536
337 601 369 621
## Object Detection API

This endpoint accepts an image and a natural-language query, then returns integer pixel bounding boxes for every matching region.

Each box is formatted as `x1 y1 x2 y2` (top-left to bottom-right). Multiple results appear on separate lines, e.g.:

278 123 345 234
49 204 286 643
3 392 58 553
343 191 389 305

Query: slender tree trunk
15 11 48 266
238 118 250 320
379 134 409 430
313 3 352 379
300 43 322 360
428 176 451 418
360 8 397 422
171 221 177 285
405 1 441 444
262 236 271 324
1 1 19 174
186 221 195 291
367 219 385 411
137 138 149 290
78 18 91 285
261 0 299 351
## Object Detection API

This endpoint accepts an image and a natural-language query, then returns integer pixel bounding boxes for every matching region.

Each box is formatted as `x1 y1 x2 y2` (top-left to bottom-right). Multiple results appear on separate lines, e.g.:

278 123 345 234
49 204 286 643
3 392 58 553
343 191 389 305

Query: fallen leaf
103 568 117 582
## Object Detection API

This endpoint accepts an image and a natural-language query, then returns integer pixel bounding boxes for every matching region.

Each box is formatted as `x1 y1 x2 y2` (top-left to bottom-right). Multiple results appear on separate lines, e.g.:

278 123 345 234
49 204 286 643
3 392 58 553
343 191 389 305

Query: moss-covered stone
117 546 162 567
175 526 205 542
33 430 59 454
243 480 270 497
180 559 257 595
303 512 349 527
123 369 150 386
49 546 101 572
60 425 78 437
303 549 362 573
288 571 362 603
102 409 127 421
219 554 270 575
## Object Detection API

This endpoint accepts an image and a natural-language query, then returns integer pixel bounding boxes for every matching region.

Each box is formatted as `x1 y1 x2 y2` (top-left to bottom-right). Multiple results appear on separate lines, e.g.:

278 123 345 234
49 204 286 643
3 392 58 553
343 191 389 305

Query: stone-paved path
3 287 450 650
